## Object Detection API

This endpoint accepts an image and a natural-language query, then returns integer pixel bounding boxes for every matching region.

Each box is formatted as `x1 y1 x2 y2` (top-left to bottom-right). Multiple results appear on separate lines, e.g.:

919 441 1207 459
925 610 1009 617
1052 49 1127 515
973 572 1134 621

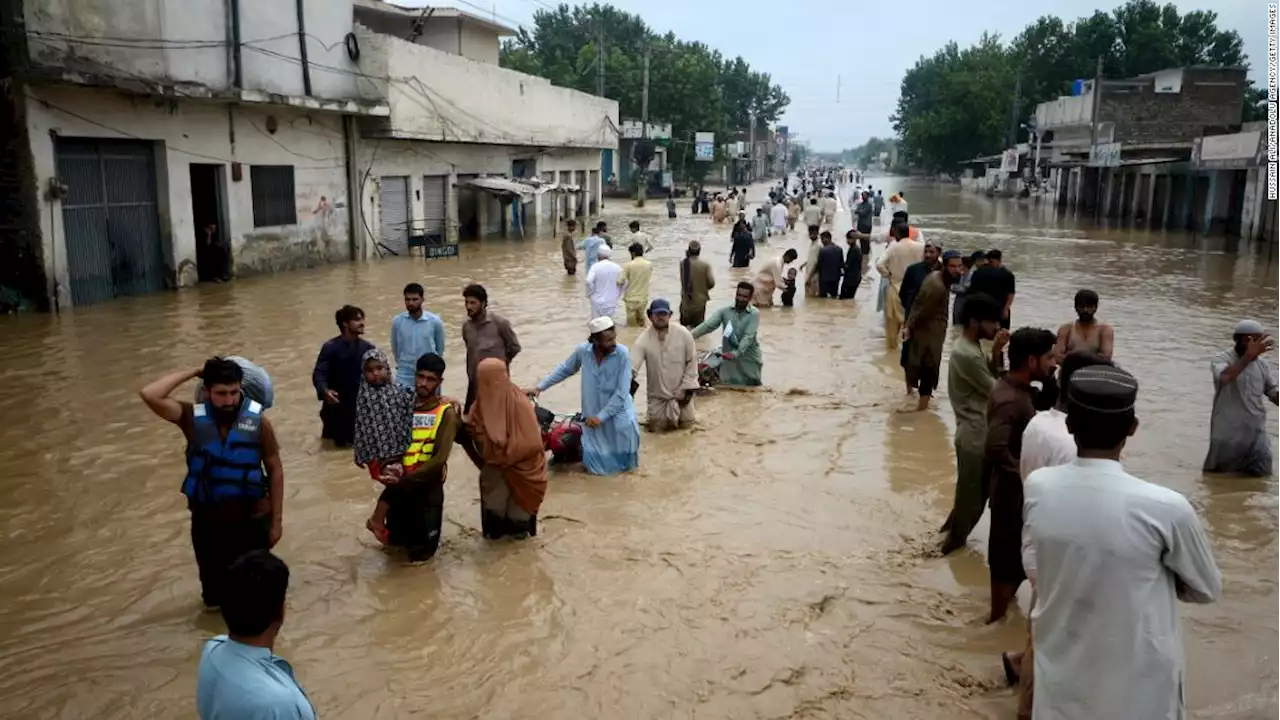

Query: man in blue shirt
197 550 315 719
390 282 446 388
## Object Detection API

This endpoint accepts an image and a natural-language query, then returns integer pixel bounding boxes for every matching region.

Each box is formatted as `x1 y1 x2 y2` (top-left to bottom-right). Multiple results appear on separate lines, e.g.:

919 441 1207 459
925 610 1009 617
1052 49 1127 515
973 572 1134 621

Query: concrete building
1033 66 1248 231
1 0 617 310
1192 122 1275 241
351 0 616 251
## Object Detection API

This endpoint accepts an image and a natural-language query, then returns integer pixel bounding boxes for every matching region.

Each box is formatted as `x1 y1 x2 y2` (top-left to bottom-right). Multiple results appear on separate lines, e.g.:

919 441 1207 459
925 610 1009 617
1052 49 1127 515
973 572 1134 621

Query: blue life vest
183 400 267 504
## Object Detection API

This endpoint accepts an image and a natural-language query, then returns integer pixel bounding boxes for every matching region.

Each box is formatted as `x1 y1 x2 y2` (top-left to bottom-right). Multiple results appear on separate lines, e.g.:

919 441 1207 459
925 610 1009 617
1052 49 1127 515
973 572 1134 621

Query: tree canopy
891 0 1258 171
834 137 897 168
499 3 789 165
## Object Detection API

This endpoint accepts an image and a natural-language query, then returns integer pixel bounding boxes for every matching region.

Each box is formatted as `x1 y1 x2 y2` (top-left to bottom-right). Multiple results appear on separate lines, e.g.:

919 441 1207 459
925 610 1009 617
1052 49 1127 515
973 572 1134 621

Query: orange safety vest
907 226 920 240
402 402 451 473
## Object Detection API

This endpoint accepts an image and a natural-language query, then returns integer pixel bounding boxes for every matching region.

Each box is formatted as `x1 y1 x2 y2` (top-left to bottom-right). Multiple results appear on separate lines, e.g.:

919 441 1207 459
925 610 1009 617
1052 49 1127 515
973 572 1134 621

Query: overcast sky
446 0 1271 152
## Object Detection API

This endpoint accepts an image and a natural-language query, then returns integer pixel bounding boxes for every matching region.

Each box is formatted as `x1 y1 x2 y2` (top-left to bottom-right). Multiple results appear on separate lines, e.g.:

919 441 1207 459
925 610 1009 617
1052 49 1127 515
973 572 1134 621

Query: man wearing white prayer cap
527 315 640 475
584 244 623 321
1203 318 1277 476
1023 364 1221 720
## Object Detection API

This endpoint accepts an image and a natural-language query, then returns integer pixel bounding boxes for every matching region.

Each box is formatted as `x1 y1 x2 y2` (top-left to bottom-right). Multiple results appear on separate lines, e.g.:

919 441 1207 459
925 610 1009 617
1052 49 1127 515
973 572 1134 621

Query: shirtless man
1055 288 1114 360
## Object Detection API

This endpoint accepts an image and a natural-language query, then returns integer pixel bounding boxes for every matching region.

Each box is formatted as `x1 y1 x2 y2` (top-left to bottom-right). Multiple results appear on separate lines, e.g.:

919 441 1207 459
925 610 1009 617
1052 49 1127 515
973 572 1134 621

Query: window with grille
250 165 297 227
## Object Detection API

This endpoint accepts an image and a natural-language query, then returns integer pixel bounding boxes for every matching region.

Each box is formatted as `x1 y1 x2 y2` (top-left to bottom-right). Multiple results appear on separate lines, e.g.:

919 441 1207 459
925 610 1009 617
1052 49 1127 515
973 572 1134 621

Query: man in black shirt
967 249 1016 329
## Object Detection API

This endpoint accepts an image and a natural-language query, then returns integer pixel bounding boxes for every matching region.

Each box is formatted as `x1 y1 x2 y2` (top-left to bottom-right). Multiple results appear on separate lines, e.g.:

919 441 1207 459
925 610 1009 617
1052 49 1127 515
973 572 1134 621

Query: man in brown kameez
901 251 964 412
985 327 1057 623
561 219 578 275
679 241 715 328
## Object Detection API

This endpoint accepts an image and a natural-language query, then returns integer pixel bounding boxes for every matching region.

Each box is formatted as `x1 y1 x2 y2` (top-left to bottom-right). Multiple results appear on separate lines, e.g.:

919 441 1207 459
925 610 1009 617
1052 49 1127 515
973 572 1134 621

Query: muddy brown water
0 177 1275 718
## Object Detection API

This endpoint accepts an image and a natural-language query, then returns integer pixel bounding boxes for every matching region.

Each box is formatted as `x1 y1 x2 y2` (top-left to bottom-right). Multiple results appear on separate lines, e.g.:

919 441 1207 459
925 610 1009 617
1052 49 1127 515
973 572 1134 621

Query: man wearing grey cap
630 299 699 431
1022 365 1221 720
1204 319 1277 477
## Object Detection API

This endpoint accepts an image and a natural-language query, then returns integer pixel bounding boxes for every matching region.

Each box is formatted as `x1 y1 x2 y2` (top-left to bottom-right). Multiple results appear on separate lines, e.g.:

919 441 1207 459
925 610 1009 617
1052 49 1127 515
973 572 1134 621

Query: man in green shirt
692 281 763 387
940 292 1009 554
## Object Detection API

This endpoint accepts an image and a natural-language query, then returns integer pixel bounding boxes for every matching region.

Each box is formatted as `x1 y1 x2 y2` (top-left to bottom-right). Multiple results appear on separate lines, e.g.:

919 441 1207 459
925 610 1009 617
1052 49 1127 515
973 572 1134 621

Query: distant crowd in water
136 165 1275 719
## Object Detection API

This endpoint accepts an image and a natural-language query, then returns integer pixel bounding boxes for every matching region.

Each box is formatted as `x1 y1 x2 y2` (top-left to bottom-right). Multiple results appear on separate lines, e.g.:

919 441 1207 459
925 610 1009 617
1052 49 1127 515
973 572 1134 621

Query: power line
32 95 344 169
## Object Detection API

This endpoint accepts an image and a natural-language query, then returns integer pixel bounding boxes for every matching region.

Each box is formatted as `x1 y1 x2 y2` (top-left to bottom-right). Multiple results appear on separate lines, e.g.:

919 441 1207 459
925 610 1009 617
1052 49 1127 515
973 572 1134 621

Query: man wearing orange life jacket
381 353 459 562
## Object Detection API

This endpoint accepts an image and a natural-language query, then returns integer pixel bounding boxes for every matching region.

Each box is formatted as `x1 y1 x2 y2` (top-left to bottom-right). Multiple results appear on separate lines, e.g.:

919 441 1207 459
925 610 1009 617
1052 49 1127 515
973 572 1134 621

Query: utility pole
637 48 650 207
1088 55 1103 218
1007 72 1022 149
595 24 605 97
747 110 756 184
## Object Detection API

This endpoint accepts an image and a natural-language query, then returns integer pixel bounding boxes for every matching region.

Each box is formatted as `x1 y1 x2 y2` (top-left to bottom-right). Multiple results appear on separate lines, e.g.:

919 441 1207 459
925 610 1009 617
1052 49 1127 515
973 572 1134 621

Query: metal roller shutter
57 138 165 306
378 176 409 255
421 175 447 239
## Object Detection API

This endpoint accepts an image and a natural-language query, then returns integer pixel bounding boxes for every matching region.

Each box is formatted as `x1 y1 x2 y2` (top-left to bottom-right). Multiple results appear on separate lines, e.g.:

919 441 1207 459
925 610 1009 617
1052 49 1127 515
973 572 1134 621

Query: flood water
0 176 1275 718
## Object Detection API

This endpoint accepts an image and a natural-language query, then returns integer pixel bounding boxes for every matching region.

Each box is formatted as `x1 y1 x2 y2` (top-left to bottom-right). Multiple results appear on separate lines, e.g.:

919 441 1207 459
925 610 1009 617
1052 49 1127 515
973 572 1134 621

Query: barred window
250 165 297 227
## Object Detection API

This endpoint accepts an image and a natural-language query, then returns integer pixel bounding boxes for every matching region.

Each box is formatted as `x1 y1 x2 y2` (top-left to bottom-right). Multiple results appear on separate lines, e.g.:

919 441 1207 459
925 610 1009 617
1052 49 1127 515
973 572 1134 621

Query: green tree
893 0 1254 171
499 2 789 179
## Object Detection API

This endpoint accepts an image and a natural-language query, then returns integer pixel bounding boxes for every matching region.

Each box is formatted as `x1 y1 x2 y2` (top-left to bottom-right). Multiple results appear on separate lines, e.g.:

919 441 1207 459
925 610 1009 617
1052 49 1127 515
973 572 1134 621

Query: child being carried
353 349 415 543
780 268 798 307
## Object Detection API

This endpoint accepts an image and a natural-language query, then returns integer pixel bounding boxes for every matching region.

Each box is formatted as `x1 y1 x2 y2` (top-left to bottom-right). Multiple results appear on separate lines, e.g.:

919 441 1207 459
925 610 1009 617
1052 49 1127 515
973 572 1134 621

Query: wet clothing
730 226 755 268
898 261 935 318
854 200 874 234
904 272 949 396
666 197 677 218
752 213 770 244
379 475 445 561
353 349 415 467
942 335 999 553
692 305 763 387
561 232 578 274
839 245 863 299
801 204 822 228
177 401 276 606
619 256 652 326
680 257 715 327
390 310 446 389
803 240 822 297
384 400 457 561
816 244 844 285
585 259 623 319
581 234 607 275
986 376 1036 585
876 239 923 348
1203 349 1277 476
632 324 699 429
313 335 375 447
752 255 788 308
462 311 521 411
1023 458 1222 720
472 358 547 535
780 279 797 306
537 344 641 476
197 635 315 720
770 203 788 231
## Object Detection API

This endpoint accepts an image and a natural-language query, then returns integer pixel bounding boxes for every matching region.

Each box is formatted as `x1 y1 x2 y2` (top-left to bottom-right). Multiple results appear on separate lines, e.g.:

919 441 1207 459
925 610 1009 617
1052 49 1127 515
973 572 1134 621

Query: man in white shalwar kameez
1203 318 1277 477
1007 350 1112 717
1022 366 1221 720
630 299 699 431
584 244 623 320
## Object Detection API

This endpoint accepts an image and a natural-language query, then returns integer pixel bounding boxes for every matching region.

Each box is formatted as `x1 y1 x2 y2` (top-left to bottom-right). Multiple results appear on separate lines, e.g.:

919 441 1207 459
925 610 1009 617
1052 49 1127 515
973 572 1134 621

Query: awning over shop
462 176 581 200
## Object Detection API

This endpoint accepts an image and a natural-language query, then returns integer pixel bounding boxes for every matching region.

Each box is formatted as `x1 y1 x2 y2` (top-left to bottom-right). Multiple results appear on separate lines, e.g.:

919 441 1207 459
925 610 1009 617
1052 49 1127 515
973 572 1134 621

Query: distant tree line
500 3 790 181
891 0 1266 171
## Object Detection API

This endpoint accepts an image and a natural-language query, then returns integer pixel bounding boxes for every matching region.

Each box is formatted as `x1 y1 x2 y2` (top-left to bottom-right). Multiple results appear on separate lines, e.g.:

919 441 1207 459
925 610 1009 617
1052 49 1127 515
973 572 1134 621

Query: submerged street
0 177 1275 718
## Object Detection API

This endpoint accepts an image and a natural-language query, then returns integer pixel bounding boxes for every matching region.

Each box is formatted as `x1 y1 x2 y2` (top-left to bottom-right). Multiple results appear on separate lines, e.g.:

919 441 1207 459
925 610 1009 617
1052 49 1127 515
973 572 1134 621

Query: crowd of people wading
139 166 1274 720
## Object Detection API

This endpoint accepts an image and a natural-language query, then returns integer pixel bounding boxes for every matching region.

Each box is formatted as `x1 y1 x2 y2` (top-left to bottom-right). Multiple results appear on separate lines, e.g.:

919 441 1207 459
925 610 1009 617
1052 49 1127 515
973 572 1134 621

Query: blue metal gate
57 138 165 306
